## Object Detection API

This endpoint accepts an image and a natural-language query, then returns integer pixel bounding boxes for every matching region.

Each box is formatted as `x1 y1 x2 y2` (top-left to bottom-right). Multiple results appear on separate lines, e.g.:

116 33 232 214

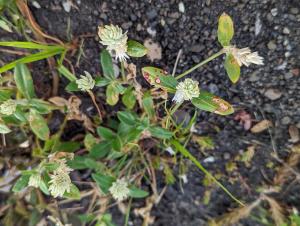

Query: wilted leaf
0 123 11 134
191 91 234 115
106 83 119 106
14 63 36 99
143 39 162 61
250 120 272 133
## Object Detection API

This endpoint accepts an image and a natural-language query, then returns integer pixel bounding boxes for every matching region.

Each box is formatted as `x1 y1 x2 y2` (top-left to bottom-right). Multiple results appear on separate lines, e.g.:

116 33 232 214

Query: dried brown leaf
251 120 273 133
263 195 285 226
211 199 261 226
289 125 300 143
144 39 162 62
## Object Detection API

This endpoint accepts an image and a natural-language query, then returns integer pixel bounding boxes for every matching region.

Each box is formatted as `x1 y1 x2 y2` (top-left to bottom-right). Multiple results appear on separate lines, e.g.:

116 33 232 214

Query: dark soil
1 0 300 225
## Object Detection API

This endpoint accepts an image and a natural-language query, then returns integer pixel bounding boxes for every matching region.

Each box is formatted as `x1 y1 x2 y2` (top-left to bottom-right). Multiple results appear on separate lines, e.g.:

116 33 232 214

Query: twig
172 49 182 77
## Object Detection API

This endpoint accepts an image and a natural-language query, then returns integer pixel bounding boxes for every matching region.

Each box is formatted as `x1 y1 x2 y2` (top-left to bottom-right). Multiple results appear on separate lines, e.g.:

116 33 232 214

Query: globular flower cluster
109 178 130 201
98 25 129 62
75 71 95 91
0 99 17 115
48 159 73 198
173 78 200 103
224 46 264 67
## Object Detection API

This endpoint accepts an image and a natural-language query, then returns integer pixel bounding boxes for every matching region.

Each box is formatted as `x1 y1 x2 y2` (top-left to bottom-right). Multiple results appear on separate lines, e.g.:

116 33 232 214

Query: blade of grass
0 41 64 50
170 139 244 206
0 48 63 73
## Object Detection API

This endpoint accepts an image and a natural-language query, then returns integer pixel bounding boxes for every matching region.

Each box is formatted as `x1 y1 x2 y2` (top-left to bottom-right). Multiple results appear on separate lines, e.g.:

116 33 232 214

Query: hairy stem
175 50 224 80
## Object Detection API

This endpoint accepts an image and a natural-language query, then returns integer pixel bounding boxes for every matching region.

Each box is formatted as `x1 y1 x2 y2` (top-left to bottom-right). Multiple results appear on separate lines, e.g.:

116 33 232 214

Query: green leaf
0 19 12 32
92 173 115 194
122 87 136 109
58 64 77 82
129 186 149 198
84 133 98 151
100 50 115 80
89 141 111 158
148 126 173 139
95 76 110 87
191 91 234 115
28 110 50 140
0 123 11 134
224 54 241 83
12 174 30 192
63 184 81 200
38 180 49 195
53 141 80 152
117 111 136 125
141 66 177 92
97 126 115 140
0 89 14 101
106 83 119 106
0 48 63 73
142 92 155 118
111 136 122 151
65 81 80 92
218 13 234 47
0 41 63 50
127 40 147 57
29 99 56 114
14 63 35 99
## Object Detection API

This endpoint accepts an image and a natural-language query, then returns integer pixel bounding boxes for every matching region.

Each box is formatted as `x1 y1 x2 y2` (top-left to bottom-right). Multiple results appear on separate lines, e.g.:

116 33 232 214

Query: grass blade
0 41 63 50
170 139 244 206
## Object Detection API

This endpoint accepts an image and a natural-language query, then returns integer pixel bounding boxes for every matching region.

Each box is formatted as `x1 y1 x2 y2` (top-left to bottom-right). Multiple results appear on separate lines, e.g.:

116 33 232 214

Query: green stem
170 139 245 206
124 198 132 226
121 61 126 81
166 102 182 129
175 50 224 80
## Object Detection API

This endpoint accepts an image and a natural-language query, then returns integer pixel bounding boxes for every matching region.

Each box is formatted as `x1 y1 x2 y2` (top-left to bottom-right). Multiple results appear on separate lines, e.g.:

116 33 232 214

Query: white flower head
224 46 264 67
173 78 200 103
48 158 73 198
98 25 129 62
109 178 130 202
28 173 42 188
75 71 95 91
0 99 17 115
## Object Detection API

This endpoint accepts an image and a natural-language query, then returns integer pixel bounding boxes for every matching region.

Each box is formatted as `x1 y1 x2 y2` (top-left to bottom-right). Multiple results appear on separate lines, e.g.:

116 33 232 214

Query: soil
1 0 300 225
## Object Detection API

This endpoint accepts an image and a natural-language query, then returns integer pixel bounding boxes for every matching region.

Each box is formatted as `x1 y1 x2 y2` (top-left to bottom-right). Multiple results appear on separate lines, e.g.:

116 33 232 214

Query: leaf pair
217 13 240 83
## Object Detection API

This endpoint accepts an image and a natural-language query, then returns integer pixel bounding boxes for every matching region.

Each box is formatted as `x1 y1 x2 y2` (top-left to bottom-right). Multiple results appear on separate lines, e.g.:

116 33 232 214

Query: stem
166 102 182 129
175 50 224 80
121 61 126 81
170 139 245 206
124 198 132 226
87 90 102 121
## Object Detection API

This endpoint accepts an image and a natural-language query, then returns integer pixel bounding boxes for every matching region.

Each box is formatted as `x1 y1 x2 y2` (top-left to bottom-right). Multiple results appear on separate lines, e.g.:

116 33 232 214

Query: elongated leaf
100 50 115 80
92 173 115 194
12 174 30 192
0 89 14 101
225 54 240 83
0 123 11 134
28 110 50 140
127 40 147 57
14 63 35 99
129 186 149 198
170 139 244 206
0 48 63 73
141 67 177 92
58 64 76 82
117 111 136 125
97 126 115 140
218 13 234 47
95 77 110 87
90 141 111 158
191 91 234 115
149 126 173 139
0 41 63 50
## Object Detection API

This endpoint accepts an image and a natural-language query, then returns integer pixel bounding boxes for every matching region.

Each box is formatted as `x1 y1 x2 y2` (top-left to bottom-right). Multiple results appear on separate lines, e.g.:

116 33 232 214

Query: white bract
75 71 95 91
0 99 16 115
224 46 264 67
172 78 200 103
109 178 130 201
98 25 129 62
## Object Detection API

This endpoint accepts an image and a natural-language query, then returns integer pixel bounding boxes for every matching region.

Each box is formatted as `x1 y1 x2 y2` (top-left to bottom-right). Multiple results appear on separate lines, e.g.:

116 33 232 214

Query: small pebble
264 88 282 100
